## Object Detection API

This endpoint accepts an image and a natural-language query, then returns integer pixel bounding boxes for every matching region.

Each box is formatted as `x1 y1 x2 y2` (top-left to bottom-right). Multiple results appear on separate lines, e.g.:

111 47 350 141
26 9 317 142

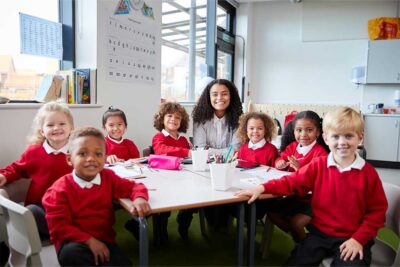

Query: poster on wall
20 13 63 59
106 0 157 83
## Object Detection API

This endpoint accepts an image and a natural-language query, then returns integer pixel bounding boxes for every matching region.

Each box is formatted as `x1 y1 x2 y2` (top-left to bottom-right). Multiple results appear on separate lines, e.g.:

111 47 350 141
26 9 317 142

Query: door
364 115 400 161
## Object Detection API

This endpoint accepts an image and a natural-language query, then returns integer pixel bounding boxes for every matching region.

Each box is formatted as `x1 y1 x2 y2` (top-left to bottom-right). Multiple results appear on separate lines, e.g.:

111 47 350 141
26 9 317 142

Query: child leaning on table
236 107 388 266
269 110 329 242
43 127 150 266
236 111 279 166
102 106 140 164
152 101 192 158
0 101 74 240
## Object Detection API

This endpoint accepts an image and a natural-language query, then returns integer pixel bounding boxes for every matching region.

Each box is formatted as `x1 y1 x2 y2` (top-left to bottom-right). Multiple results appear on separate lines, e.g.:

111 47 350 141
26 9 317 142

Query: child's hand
287 156 300 171
275 159 289 170
188 150 192 158
107 155 121 164
339 238 363 261
130 197 151 218
0 174 6 187
234 185 265 204
84 237 110 265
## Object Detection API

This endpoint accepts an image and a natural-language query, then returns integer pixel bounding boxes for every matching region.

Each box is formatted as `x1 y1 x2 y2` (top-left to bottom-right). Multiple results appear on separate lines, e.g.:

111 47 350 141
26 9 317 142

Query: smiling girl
102 107 140 164
152 101 191 158
0 101 74 240
236 112 278 166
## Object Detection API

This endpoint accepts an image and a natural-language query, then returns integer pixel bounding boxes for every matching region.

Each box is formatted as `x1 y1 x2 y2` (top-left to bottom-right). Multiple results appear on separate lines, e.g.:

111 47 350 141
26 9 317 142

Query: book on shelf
56 68 97 104
36 75 64 102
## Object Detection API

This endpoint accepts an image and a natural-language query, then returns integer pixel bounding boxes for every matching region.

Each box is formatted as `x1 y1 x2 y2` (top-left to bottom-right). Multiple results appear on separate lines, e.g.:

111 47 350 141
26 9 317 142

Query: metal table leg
248 202 256 267
138 217 148 267
236 202 244 267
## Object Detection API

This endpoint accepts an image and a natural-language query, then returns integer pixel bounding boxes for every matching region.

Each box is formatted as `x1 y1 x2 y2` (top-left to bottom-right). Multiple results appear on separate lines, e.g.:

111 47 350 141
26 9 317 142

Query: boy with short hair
236 107 388 266
43 127 151 266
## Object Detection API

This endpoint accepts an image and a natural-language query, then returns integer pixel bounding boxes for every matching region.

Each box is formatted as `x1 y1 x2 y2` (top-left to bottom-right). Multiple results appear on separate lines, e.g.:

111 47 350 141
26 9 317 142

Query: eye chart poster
106 0 158 83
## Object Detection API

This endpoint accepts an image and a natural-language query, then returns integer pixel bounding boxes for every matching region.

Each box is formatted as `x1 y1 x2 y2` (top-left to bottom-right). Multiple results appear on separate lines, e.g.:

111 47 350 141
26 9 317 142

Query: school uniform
0 141 72 239
263 153 388 266
238 139 279 166
152 130 190 158
271 141 328 217
275 140 328 172
105 135 140 160
43 168 148 266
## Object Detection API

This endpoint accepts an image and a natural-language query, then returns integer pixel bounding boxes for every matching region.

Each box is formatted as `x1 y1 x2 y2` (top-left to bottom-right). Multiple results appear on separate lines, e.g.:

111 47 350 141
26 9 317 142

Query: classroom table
119 164 282 267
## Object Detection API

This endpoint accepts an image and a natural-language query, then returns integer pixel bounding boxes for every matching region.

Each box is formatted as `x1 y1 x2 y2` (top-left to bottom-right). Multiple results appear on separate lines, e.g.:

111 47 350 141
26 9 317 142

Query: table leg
248 202 256 267
138 217 148 267
236 203 244 267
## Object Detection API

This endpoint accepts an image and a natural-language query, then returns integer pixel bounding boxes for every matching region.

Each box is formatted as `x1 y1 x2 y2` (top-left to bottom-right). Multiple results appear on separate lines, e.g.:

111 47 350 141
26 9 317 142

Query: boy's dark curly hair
237 112 277 144
192 79 243 131
280 110 329 152
153 102 189 133
69 126 105 152
102 106 127 127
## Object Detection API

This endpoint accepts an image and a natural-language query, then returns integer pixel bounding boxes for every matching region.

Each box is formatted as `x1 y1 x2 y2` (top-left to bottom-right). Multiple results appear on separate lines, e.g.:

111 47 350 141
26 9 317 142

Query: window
161 0 236 102
0 0 73 101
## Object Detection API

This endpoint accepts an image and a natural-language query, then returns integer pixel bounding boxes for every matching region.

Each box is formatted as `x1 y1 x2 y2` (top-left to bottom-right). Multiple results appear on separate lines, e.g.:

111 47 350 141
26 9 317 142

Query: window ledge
0 103 103 110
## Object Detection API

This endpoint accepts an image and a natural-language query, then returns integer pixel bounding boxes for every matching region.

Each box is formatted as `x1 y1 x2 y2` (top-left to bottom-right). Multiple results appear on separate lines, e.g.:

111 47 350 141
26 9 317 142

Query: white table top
119 165 287 214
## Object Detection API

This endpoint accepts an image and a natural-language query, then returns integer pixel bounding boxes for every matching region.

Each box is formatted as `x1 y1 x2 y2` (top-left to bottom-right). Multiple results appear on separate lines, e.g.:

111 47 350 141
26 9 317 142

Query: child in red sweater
0 101 74 240
152 101 191 158
236 112 279 167
102 107 140 164
270 110 329 242
236 107 388 266
43 127 150 266
151 101 191 242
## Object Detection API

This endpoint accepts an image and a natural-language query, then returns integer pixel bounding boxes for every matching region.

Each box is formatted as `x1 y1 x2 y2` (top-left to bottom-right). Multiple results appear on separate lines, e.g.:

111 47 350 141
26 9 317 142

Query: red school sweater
105 136 140 160
275 141 328 171
0 144 72 205
152 132 190 158
42 168 148 250
262 156 388 246
237 142 279 166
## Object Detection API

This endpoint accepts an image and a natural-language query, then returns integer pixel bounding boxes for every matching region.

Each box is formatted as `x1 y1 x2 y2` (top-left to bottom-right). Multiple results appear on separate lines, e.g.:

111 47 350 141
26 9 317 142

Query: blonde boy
236 107 387 266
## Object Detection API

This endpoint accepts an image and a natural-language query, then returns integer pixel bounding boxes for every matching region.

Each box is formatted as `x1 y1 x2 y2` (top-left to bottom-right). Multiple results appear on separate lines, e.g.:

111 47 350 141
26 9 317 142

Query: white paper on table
242 168 291 184
106 165 145 179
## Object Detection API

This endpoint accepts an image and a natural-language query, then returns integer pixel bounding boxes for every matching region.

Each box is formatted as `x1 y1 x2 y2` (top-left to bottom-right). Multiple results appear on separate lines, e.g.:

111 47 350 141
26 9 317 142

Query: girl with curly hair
152 101 191 158
192 79 243 155
237 112 279 167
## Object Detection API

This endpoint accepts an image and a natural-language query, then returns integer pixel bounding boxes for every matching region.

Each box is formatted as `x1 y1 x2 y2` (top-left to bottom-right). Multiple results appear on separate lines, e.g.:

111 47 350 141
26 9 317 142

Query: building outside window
161 0 235 103
0 0 60 100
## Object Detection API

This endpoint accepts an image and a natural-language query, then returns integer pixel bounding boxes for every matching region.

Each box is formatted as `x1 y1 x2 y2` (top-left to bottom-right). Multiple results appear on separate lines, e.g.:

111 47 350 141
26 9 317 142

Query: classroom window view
0 0 60 101
161 0 228 102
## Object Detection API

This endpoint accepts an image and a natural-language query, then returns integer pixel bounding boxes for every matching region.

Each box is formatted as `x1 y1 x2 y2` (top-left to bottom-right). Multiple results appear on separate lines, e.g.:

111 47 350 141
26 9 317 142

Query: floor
376 168 400 185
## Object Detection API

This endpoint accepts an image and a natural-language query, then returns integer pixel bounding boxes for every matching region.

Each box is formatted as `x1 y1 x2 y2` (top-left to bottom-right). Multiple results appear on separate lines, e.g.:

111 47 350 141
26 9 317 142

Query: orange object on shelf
368 17 400 40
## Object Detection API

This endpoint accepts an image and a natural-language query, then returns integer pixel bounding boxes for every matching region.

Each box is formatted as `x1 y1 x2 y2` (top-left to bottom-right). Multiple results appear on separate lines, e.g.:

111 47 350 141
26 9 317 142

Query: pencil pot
192 149 209 171
209 163 233 191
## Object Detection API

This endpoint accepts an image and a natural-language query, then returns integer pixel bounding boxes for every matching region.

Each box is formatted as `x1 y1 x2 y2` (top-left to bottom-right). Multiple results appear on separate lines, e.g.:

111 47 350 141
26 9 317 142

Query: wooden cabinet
366 40 400 84
364 114 400 161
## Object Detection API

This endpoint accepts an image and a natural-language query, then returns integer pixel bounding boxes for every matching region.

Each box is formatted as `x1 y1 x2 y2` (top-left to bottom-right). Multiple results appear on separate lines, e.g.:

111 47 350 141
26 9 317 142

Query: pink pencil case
148 154 182 170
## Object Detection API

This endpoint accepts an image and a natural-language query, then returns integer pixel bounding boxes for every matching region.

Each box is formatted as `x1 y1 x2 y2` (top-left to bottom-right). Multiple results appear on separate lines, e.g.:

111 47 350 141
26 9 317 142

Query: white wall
0 0 161 166
238 0 400 109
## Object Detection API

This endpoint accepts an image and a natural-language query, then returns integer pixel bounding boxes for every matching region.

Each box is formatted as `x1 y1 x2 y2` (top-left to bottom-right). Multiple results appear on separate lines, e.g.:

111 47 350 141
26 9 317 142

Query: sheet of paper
106 165 145 179
247 168 291 183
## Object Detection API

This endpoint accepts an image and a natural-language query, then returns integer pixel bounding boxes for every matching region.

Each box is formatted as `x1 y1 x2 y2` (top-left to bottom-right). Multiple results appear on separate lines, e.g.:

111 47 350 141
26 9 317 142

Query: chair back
0 189 43 267
143 146 155 157
370 182 400 267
